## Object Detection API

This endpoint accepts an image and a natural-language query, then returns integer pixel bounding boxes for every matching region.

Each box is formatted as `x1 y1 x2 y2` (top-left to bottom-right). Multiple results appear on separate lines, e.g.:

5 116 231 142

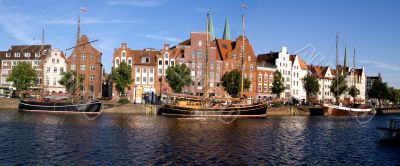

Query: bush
118 98 130 105
272 102 284 107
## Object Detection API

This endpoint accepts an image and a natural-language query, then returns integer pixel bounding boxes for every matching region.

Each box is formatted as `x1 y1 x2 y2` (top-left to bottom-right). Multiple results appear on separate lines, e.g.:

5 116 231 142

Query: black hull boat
159 102 268 117
19 100 102 114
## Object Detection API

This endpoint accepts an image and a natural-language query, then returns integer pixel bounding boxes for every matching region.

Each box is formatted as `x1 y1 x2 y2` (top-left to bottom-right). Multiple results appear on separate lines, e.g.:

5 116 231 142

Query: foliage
7 62 37 91
330 74 348 104
368 79 389 104
348 85 360 100
59 71 84 94
393 89 400 104
271 102 283 107
118 98 130 105
221 69 250 98
271 71 285 98
302 74 320 103
112 62 132 95
165 64 192 93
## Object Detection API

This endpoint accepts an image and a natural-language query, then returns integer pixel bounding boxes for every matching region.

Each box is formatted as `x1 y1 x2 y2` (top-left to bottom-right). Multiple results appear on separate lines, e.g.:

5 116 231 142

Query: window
149 77 154 83
53 77 57 85
60 67 64 73
264 84 268 92
53 67 57 73
90 65 95 71
250 74 254 81
216 73 221 82
35 52 40 57
170 60 175 66
258 84 262 92
250 64 254 71
52 59 55 63
73 54 77 60
80 64 86 71
6 53 11 57
232 54 236 59
196 51 202 58
150 68 154 74
210 64 214 70
198 41 202 47
57 59 59 63
15 53 20 57
164 52 169 59
158 68 162 75
258 75 262 82
217 63 221 70
128 58 132 65
115 58 120 65
165 60 169 65
46 78 50 85
47 67 50 72
136 77 140 83
141 57 149 63
90 75 95 82
122 52 126 58
90 54 94 60
24 53 31 57
81 54 86 60
143 68 147 74
142 77 147 83
12 61 17 66
264 75 268 82
191 51 195 58
71 64 76 71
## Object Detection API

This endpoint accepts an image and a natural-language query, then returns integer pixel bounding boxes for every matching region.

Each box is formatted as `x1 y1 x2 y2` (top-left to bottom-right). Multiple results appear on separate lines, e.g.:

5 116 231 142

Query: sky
0 0 399 88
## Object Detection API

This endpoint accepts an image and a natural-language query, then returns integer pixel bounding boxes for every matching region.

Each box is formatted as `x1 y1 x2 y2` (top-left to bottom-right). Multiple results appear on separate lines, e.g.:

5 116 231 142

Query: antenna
42 28 45 46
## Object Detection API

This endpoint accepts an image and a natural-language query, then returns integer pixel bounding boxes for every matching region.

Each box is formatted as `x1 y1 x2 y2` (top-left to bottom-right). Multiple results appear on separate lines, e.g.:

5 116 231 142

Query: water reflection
0 110 400 165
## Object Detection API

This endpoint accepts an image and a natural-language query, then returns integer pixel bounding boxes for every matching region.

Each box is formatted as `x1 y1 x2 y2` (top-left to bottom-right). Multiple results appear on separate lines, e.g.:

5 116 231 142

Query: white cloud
358 59 400 72
107 0 166 7
43 18 144 25
143 34 181 42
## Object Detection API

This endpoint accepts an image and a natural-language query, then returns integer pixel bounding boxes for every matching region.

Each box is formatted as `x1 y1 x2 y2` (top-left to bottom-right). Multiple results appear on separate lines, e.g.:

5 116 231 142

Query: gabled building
289 55 308 101
308 65 334 102
113 42 159 103
66 35 103 99
43 48 67 94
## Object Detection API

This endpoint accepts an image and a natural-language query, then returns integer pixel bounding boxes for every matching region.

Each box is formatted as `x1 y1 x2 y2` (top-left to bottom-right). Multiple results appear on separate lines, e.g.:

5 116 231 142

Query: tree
112 62 132 96
271 71 285 98
59 71 85 95
368 79 389 105
348 85 360 102
330 74 348 104
7 62 37 92
393 89 400 105
221 69 250 98
302 74 320 103
165 64 192 93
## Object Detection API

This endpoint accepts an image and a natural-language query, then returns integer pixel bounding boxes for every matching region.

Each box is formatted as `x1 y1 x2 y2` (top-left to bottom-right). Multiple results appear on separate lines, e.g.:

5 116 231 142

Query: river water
0 110 399 165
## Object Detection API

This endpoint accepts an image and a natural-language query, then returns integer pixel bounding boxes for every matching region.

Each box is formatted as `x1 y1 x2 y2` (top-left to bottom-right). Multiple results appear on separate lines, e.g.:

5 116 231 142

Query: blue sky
0 0 399 87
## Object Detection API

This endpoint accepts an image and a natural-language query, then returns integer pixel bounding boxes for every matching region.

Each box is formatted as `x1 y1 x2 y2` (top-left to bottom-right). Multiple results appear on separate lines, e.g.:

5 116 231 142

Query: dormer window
6 53 11 57
35 52 40 57
232 54 236 59
15 53 20 57
141 57 149 63
24 53 31 57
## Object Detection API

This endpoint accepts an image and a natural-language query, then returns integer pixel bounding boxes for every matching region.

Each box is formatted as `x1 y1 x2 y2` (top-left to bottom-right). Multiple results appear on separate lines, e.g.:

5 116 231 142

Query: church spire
208 14 215 41
223 17 231 40
344 45 348 68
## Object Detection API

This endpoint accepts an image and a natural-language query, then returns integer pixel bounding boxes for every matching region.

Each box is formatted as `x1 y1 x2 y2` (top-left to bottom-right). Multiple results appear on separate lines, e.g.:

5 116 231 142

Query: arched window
115 57 120 65
128 58 132 66
122 51 126 58
164 52 169 59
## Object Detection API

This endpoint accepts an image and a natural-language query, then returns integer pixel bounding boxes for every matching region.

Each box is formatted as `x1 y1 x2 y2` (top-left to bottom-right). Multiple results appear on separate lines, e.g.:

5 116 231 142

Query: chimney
122 42 127 49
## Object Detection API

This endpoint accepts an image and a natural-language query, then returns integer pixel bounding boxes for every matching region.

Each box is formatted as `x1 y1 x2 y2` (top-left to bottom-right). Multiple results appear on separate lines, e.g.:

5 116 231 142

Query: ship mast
240 3 247 98
203 12 210 100
75 15 81 99
335 33 339 104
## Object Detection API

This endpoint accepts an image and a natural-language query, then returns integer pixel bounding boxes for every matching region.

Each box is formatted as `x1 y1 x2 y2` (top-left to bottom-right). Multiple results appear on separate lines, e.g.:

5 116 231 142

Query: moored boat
377 119 400 143
19 99 102 114
322 104 373 116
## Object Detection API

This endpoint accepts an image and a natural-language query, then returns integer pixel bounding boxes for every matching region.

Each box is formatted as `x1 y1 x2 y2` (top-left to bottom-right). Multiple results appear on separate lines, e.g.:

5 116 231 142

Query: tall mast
335 33 339 103
353 48 356 68
75 15 81 99
353 48 356 87
203 12 210 99
240 3 247 98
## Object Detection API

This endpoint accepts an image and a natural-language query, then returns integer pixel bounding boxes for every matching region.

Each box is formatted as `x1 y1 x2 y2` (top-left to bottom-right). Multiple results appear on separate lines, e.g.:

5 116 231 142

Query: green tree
368 79 389 105
271 71 285 98
112 62 132 96
348 85 360 102
165 64 192 93
330 74 348 104
221 69 250 98
59 71 85 94
393 89 400 105
302 74 320 103
7 62 37 92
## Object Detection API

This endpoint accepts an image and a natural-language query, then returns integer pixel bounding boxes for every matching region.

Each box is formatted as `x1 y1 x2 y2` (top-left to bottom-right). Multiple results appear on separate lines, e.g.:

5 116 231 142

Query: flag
241 3 248 9
80 7 88 13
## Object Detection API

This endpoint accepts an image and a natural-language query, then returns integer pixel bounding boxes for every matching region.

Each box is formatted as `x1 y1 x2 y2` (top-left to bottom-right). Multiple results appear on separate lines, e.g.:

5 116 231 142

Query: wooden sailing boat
160 9 270 117
19 9 102 114
322 33 372 116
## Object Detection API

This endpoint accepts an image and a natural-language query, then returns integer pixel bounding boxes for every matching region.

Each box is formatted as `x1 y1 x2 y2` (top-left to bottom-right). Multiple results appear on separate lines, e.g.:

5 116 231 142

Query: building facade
0 45 50 95
66 35 103 99
43 48 67 94
366 73 381 99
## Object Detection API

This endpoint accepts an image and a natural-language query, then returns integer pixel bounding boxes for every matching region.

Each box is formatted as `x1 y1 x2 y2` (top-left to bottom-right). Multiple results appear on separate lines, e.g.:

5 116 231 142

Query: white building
308 65 335 102
43 48 67 94
289 55 308 102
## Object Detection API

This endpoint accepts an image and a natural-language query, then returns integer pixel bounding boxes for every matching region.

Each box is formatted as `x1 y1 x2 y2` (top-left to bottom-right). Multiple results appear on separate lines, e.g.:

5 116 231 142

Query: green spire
223 17 231 40
208 15 215 41
344 45 348 68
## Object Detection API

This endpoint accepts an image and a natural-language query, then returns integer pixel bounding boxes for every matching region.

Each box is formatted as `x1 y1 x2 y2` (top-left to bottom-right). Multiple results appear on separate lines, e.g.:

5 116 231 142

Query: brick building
66 35 102 99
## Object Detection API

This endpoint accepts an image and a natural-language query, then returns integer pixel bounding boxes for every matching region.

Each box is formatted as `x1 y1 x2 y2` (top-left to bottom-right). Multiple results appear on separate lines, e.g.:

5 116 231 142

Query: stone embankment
266 106 310 116
0 98 19 110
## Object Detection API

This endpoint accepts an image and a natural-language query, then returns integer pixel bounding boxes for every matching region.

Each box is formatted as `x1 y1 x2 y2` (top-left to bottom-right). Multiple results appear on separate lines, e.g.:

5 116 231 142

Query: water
0 110 399 165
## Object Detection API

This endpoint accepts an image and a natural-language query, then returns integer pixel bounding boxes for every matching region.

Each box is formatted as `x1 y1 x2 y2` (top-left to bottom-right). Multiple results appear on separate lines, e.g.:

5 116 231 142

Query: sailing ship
19 9 102 114
322 33 372 116
160 9 270 117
